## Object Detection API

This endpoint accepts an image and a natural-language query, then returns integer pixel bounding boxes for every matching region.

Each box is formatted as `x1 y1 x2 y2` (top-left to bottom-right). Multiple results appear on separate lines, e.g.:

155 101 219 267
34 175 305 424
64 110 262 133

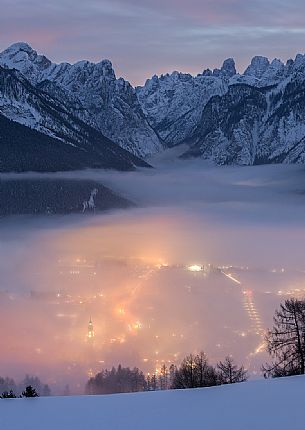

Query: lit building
87 316 95 340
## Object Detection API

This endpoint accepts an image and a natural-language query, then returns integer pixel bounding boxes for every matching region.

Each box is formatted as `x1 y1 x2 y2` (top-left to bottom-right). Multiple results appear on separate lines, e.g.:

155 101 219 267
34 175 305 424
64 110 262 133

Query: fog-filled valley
1 154 305 394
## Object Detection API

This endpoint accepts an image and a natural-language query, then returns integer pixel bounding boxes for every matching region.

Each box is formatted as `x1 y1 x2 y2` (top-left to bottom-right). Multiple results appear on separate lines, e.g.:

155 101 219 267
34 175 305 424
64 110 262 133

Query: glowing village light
188 264 203 272
133 321 142 330
255 342 266 354
127 321 143 332
115 307 126 316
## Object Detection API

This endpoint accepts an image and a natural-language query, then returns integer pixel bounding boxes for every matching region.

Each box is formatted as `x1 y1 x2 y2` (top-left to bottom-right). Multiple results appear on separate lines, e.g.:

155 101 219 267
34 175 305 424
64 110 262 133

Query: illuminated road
221 269 265 365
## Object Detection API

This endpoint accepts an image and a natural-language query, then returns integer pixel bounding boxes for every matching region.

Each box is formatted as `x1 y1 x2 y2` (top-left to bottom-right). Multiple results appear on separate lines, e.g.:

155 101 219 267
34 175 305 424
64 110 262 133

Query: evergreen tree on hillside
21 386 39 398
0 377 17 395
0 390 17 398
86 365 147 395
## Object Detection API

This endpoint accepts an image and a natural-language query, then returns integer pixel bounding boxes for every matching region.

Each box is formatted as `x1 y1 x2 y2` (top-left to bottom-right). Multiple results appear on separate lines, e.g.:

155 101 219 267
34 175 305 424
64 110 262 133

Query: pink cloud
1 0 305 85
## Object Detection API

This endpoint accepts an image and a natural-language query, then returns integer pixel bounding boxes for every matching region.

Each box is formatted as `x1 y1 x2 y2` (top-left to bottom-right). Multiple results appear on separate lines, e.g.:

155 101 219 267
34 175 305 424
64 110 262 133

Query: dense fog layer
1 155 305 394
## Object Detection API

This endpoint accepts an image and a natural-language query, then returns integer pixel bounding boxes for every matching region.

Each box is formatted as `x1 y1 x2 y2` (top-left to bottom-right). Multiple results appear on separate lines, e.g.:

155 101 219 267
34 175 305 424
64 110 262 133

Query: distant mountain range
137 55 305 164
1 42 305 170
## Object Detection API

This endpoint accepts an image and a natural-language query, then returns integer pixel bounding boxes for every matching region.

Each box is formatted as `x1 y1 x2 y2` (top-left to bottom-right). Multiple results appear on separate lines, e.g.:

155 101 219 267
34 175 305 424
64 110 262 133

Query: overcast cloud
1 0 305 84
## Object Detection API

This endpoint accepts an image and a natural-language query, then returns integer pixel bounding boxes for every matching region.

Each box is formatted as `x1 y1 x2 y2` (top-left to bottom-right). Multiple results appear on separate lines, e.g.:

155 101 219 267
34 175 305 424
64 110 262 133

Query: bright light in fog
188 265 203 272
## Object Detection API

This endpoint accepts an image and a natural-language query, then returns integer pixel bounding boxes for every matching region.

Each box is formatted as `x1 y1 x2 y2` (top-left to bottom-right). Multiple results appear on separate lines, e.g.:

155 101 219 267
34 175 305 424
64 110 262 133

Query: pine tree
42 384 51 396
1 390 17 398
85 365 147 394
21 385 39 398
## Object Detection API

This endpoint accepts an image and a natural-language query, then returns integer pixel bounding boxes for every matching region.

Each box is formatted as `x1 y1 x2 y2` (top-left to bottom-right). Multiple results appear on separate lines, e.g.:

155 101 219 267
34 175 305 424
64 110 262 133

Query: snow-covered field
1 376 304 430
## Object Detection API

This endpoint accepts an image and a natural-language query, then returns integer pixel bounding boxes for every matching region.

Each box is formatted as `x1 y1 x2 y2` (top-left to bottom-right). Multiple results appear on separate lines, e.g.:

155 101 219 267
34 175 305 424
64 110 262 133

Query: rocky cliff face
0 43 163 157
3 42 305 166
182 74 305 165
136 61 230 147
137 52 305 165
0 66 151 172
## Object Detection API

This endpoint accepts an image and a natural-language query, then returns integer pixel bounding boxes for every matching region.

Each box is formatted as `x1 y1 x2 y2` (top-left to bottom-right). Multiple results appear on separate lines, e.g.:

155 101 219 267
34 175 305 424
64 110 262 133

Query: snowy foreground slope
1 376 304 430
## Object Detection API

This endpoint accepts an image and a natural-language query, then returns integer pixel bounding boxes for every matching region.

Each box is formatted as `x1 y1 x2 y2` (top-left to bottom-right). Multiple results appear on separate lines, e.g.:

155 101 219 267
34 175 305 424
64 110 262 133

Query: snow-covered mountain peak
136 51 305 156
4 42 305 164
4 42 33 54
201 68 213 76
244 56 270 78
0 42 163 157
97 59 116 78
1 42 52 71
212 58 236 79
292 53 305 72
220 58 236 78
0 43 118 84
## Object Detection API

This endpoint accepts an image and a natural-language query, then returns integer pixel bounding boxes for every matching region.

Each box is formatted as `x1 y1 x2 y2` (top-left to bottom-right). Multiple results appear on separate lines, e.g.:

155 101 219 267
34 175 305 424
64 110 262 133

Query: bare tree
194 352 218 387
159 364 168 390
217 356 248 384
86 365 147 394
172 352 218 389
150 374 157 391
0 377 17 395
172 354 196 389
263 298 305 377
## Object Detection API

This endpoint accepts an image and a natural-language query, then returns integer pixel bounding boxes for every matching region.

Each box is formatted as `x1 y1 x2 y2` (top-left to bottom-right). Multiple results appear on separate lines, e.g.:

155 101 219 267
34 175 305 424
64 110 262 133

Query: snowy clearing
0 376 304 430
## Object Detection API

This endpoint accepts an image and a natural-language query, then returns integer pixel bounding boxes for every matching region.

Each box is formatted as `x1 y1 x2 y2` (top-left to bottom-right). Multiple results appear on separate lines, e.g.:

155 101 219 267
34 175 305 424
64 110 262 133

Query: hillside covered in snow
0 376 304 430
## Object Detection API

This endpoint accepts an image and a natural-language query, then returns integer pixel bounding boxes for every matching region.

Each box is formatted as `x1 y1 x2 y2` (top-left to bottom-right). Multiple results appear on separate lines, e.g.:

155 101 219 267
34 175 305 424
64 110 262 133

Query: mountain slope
0 43 163 157
182 84 269 165
136 62 230 147
0 67 151 172
182 76 305 165
0 113 141 172
136 55 298 148
0 178 133 215
137 52 305 165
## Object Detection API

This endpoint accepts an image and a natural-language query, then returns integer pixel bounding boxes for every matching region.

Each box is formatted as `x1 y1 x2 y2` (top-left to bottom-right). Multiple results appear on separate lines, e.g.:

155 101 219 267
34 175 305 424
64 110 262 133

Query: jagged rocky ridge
0 42 162 158
2 43 305 165
182 80 305 164
0 66 151 171
137 54 305 164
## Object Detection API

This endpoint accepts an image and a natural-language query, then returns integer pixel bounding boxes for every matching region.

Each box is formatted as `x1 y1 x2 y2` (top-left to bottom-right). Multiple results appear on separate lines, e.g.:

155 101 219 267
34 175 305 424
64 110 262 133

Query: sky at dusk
1 0 305 85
